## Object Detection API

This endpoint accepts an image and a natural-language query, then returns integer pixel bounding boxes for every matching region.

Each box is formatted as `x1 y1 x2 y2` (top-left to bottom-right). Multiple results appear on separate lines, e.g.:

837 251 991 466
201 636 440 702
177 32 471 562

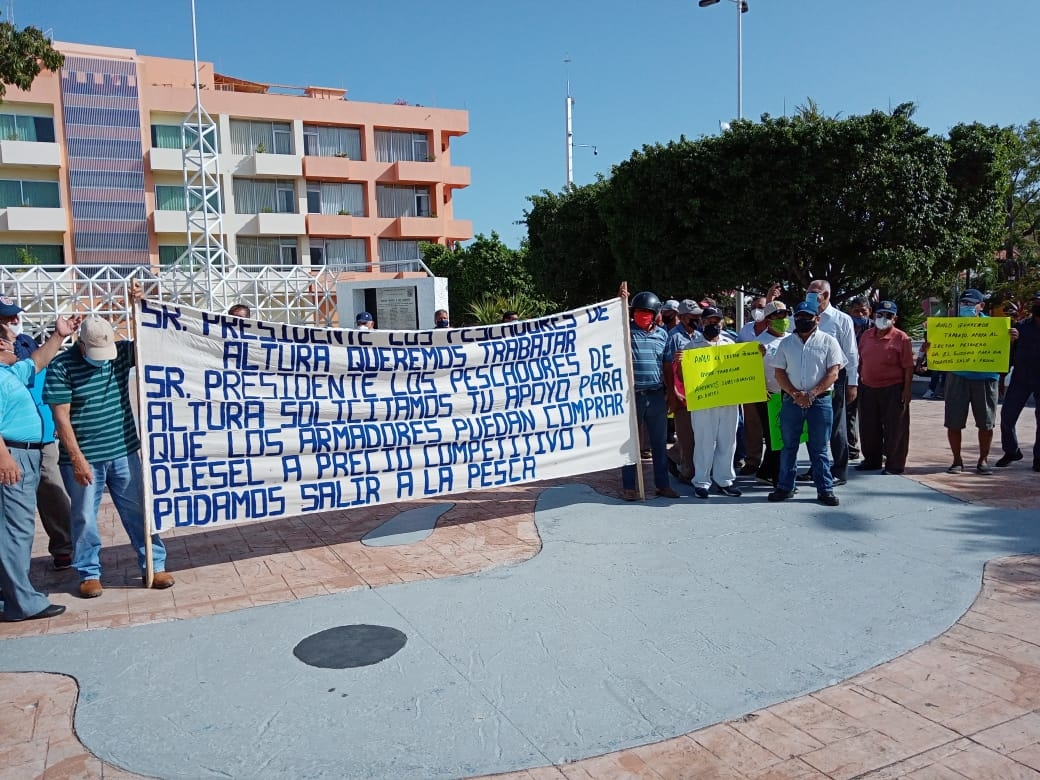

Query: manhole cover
293 624 407 669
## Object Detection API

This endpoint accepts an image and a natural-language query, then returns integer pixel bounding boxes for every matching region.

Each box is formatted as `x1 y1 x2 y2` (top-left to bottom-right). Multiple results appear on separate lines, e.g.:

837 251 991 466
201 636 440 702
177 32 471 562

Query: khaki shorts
943 374 997 430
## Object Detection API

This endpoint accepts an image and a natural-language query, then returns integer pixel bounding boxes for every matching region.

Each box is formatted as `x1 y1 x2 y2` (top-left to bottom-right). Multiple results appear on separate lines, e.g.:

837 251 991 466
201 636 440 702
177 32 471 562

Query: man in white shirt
769 301 847 506
801 280 858 485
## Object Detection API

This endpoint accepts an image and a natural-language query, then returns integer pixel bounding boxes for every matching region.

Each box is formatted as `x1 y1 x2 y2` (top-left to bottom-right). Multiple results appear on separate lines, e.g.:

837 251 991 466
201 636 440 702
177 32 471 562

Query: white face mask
751 309 765 322
7 319 23 337
875 316 893 330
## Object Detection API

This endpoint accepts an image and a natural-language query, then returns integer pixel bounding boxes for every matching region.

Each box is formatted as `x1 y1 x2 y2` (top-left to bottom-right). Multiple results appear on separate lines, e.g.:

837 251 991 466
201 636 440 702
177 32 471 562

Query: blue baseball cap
959 289 985 305
0 296 24 317
355 311 373 323
875 300 898 315
793 301 817 315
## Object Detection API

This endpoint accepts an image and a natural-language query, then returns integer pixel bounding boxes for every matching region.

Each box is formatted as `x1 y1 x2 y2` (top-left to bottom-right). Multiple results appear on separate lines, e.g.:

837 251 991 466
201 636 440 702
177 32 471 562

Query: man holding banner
932 288 1018 475
769 302 846 507
44 315 174 598
684 307 742 499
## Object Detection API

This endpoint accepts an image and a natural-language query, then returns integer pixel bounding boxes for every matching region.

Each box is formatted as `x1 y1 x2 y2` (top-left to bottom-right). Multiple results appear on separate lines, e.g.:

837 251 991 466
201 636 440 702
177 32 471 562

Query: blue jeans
60 452 166 581
623 389 670 491
0 448 50 620
777 394 834 494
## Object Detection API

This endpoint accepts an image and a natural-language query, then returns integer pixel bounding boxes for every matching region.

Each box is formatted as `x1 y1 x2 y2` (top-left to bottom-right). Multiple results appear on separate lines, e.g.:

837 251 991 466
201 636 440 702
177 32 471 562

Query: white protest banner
135 299 636 533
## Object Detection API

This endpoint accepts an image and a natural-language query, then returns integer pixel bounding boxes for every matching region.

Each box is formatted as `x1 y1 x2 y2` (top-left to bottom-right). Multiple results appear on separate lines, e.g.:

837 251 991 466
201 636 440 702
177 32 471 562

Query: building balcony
0 140 61 168
443 218 473 241
307 213 377 237
0 206 67 232
380 159 470 189
153 210 188 233
302 156 382 182
388 214 442 239
147 147 185 172
232 153 302 179
238 212 307 236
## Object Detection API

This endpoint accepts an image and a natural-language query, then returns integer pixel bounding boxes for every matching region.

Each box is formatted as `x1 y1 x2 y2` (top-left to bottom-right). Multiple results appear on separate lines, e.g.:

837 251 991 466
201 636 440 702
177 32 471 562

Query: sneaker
712 483 743 497
79 579 103 599
693 487 710 499
922 389 935 399
832 477 847 487
796 470 814 482
150 571 176 589
995 450 1023 467
817 492 840 507
52 554 72 571
768 489 794 502
640 449 652 460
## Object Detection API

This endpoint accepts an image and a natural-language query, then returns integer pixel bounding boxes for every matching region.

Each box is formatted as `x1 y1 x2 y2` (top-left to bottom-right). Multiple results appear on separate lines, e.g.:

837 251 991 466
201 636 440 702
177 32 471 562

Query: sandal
945 463 964 474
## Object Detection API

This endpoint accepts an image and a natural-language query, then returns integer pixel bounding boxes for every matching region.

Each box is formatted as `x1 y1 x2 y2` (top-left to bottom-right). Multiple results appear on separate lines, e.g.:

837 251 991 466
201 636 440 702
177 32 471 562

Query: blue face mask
852 316 869 328
958 305 977 318
83 355 108 368
435 319 450 328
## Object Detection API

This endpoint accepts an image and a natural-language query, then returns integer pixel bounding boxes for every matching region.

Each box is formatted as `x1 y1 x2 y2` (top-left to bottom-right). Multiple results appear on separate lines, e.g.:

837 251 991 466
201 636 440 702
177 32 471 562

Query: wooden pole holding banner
618 282 646 501
131 294 155 589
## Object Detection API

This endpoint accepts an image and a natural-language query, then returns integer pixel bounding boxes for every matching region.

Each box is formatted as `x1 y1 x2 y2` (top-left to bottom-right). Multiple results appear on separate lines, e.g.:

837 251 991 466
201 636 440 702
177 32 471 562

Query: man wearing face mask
434 309 450 329
844 296 872 463
44 315 174 598
682 307 742 499
620 285 680 501
799 280 858 486
754 301 792 486
769 302 846 506
996 291 1040 471
854 301 914 475
664 300 702 484
0 297 74 571
660 299 680 331
737 288 780 478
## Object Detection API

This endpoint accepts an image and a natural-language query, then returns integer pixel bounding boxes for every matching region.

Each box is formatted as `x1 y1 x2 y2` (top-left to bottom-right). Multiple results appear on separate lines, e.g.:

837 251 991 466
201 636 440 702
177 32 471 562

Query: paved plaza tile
1 389 1037 778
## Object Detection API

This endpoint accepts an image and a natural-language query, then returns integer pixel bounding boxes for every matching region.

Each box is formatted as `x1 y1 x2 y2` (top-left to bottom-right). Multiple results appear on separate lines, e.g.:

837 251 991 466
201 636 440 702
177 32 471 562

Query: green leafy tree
997 121 1040 285
0 19 63 102
523 179 617 310
527 104 1012 310
466 292 542 325
421 232 544 324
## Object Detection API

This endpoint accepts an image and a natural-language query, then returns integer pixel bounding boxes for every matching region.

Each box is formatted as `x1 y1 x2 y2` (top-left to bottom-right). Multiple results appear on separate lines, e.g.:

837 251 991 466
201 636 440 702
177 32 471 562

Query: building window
302 125 362 159
0 244 63 265
375 130 430 162
229 119 293 155
376 185 431 218
0 179 60 208
237 236 298 265
151 124 182 149
158 245 188 267
378 239 422 266
233 179 296 214
306 182 364 216
0 114 55 143
155 185 221 211
309 238 367 270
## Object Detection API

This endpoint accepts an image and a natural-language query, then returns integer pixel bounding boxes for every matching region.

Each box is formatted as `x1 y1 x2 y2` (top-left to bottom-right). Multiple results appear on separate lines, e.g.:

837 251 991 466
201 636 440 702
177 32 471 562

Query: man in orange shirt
854 300 915 474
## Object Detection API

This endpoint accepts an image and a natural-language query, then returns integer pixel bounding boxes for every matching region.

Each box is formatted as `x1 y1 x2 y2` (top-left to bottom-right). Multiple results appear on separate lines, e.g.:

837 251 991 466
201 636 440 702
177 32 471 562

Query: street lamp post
699 0 749 328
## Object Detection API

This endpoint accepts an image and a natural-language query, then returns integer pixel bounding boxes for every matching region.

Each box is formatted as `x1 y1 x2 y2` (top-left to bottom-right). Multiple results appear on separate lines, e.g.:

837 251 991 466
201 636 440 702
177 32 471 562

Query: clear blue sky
22 0 1040 248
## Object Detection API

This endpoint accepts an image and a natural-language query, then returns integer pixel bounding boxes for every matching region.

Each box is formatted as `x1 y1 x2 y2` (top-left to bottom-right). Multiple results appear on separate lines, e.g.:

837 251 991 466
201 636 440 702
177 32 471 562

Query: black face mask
702 323 721 340
794 317 816 334
1033 304 1040 318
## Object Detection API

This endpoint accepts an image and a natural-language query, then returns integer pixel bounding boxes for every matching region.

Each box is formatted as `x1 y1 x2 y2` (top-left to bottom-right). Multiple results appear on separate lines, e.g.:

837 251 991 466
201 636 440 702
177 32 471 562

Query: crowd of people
621 282 1038 506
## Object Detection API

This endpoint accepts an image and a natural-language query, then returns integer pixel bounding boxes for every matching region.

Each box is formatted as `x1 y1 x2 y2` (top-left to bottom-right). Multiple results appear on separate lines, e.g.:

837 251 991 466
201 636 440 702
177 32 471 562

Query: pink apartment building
0 41 471 275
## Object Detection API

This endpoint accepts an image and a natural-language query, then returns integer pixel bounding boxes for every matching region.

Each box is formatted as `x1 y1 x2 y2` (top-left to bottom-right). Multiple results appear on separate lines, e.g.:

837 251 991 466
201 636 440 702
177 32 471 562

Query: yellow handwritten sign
926 317 1011 373
681 342 768 411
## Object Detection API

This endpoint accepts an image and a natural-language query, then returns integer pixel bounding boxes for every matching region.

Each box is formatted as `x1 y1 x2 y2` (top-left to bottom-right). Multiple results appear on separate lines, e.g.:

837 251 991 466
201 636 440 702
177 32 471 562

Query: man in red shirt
854 300 915 474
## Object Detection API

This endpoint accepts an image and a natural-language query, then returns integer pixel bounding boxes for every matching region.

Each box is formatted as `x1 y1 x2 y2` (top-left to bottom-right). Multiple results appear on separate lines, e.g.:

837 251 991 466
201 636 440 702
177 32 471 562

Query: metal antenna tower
182 0 233 311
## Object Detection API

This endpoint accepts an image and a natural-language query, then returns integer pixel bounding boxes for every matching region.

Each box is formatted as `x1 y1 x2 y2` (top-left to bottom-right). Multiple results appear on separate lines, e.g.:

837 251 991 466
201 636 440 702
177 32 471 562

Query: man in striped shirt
43 316 174 598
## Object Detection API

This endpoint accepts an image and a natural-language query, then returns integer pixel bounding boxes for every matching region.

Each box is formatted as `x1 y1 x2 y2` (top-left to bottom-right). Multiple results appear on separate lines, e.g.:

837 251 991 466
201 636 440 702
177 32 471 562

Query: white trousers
691 404 740 489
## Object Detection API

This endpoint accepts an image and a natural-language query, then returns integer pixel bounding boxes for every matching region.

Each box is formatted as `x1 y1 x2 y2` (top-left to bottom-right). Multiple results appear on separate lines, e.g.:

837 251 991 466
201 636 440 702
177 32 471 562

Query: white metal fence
0 264 345 341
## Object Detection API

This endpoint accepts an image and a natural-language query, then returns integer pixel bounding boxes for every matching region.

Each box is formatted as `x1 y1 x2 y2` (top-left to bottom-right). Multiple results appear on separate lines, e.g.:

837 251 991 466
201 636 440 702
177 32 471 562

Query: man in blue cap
1 314 81 621
0 296 74 570
768 301 846 506
942 288 1003 474
355 311 374 329
996 290 1039 471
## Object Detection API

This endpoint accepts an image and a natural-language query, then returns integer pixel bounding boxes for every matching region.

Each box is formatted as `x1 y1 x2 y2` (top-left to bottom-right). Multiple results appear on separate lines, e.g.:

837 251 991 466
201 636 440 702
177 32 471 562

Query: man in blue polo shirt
620 283 680 501
0 314 81 621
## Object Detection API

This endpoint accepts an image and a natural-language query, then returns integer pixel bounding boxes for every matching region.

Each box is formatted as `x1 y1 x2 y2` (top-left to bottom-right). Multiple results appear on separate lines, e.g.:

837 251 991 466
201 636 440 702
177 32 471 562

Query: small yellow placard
681 342 768 411
926 317 1011 373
